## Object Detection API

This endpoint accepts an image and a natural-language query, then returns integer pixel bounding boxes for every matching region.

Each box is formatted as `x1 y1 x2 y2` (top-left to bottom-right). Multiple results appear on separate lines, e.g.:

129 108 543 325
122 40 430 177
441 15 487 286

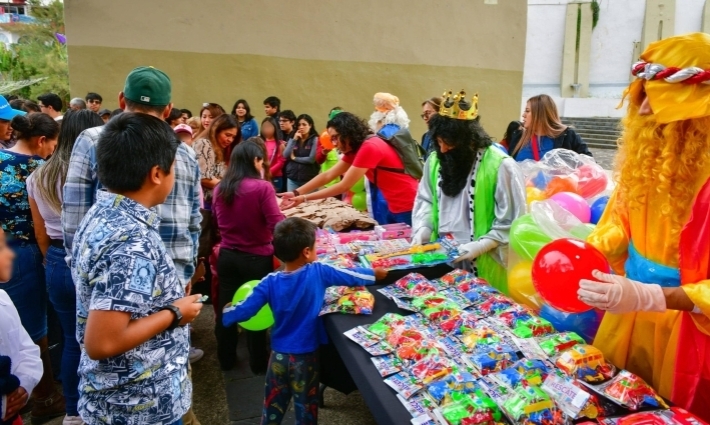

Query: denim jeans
46 245 80 416
3 243 46 341
272 177 284 193
287 179 309 193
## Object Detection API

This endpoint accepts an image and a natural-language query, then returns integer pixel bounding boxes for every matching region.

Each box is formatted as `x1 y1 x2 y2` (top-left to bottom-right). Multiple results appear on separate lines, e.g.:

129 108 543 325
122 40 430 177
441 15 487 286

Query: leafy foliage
0 0 68 104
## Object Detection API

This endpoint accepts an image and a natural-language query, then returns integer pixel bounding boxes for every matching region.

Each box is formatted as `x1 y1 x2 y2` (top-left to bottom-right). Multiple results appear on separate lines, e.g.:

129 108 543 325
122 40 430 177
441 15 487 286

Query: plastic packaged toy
366 313 406 337
426 370 479 406
395 273 431 290
496 358 551 388
438 269 478 286
410 354 455 384
541 372 617 420
601 370 669 411
475 295 516 317
412 295 450 311
323 286 367 304
384 372 424 399
555 345 615 384
501 384 568 424
372 257 412 269
412 252 450 265
511 316 555 339
459 324 504 352
537 332 585 358
496 308 534 329
597 407 709 425
467 343 518 375
319 290 374 315
436 390 505 425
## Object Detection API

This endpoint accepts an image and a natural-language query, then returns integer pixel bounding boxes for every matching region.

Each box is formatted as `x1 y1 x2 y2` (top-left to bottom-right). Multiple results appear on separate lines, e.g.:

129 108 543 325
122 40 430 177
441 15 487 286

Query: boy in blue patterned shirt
70 113 203 425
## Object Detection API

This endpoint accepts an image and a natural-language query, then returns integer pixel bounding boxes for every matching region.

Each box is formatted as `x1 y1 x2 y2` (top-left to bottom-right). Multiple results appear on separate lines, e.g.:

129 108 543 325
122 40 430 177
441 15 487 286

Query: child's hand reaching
3 386 28 420
173 294 204 326
374 268 388 281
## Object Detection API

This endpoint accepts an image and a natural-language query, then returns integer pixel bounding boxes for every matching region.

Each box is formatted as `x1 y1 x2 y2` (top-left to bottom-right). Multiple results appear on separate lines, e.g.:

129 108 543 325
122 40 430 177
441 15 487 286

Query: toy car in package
555 344 615 384
495 358 551 388
319 288 374 315
459 323 505 352
434 389 506 425
501 383 570 425
537 332 585 358
465 343 518 376
598 370 669 411
426 370 479 406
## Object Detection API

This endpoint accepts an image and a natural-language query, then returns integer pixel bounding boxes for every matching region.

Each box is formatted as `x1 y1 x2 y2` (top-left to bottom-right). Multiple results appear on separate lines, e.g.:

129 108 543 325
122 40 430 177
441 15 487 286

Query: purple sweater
213 178 285 256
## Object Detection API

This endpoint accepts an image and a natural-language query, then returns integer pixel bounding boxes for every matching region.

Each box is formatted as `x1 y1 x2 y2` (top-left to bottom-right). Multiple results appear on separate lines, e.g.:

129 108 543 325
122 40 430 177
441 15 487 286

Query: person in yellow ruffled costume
577 33 710 420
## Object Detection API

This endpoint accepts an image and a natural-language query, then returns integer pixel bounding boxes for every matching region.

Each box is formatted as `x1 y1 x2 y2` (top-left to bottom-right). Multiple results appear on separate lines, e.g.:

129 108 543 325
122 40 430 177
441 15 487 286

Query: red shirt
342 136 418 213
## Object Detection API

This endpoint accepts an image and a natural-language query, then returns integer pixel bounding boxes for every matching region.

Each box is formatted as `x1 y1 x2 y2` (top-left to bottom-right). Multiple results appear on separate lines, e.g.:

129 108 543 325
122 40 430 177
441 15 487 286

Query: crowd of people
1 31 708 425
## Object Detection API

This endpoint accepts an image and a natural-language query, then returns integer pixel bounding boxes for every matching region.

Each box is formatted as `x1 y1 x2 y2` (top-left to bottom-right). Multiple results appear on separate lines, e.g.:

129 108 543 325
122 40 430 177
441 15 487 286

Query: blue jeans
46 245 80 416
272 177 284 193
3 243 46 341
287 178 307 193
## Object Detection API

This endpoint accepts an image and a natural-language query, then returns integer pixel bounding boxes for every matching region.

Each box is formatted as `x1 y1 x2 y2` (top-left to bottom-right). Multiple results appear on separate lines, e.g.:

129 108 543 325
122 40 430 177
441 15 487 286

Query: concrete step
576 133 619 141
581 137 618 147
574 129 621 136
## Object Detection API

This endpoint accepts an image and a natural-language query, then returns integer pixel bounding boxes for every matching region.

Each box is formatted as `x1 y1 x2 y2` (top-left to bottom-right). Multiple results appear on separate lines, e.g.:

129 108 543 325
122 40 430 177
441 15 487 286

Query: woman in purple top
213 140 285 372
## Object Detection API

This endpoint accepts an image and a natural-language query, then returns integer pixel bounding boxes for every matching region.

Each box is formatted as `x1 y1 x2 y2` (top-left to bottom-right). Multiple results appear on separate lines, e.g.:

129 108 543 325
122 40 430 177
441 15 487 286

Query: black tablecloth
322 264 452 425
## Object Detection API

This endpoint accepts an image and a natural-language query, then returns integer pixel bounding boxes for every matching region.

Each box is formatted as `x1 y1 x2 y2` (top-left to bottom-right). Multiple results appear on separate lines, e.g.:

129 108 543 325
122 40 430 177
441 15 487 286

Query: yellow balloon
507 261 543 309
526 187 546 207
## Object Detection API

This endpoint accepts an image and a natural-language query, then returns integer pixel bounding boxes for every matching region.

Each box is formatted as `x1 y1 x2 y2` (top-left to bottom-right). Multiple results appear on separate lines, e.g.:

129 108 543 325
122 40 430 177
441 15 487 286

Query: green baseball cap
123 66 171 106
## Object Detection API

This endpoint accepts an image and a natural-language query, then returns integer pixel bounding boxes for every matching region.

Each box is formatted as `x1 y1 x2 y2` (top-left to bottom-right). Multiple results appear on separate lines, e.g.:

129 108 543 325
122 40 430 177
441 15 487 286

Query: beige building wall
65 0 527 140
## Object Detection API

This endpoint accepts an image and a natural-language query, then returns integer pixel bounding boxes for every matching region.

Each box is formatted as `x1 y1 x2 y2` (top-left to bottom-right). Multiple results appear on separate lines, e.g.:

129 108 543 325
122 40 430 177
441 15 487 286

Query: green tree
0 0 68 103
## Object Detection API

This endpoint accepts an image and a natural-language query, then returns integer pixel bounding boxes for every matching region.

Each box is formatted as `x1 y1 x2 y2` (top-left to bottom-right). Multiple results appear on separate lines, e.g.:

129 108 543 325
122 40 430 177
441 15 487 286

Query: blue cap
0 96 26 121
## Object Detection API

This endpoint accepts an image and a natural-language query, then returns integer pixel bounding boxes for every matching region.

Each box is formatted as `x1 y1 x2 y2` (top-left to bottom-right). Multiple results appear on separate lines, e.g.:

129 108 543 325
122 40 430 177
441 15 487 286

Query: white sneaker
63 415 85 425
189 347 204 363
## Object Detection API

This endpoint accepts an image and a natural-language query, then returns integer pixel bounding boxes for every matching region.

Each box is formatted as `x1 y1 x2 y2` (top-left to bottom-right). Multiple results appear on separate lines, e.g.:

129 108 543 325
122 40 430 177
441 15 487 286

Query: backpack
375 124 424 180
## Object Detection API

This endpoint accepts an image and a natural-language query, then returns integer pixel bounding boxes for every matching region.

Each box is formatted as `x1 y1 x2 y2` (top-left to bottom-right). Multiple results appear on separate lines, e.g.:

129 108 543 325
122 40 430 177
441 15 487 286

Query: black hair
32 109 104 212
295 114 318 140
166 107 183 125
180 108 192 118
124 99 168 117
218 140 264 205
97 112 180 192
273 217 317 263
11 99 40 113
429 114 492 197
37 93 63 112
231 98 254 122
503 120 522 142
260 116 279 140
263 96 281 111
109 109 123 119
2 94 18 102
278 110 296 122
85 92 103 102
326 112 371 153
11 113 59 141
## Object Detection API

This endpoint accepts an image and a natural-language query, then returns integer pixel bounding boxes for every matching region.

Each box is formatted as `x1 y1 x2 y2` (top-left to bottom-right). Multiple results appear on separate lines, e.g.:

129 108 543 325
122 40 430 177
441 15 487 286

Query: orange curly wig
614 79 710 233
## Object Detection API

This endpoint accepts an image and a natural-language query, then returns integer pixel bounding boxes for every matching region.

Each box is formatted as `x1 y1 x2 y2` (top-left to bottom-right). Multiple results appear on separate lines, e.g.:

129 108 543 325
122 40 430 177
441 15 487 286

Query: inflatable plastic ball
507 261 543 309
539 304 604 343
550 192 591 223
532 238 611 313
576 164 609 199
544 176 578 198
352 192 367 212
590 196 609 225
232 280 274 331
509 214 553 261
351 177 366 193
526 187 546 207
319 130 334 150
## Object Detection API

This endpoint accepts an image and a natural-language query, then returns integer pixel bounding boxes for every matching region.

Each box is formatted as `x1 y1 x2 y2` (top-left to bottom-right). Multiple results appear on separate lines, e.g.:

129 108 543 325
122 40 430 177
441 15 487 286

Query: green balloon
351 178 365 193
231 280 274 331
352 192 367 212
509 214 552 261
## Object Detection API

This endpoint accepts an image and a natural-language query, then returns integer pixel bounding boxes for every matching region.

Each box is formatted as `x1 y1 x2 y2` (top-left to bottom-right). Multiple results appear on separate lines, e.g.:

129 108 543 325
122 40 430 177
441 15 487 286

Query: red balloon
532 238 611 313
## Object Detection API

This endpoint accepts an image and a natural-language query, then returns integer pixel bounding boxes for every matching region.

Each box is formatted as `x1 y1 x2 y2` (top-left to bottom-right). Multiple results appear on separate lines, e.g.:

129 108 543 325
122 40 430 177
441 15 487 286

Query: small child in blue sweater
222 217 387 425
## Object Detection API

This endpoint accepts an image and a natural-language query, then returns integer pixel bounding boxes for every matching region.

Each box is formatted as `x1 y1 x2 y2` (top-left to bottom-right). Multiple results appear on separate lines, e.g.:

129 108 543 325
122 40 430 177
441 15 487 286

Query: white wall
523 0 709 117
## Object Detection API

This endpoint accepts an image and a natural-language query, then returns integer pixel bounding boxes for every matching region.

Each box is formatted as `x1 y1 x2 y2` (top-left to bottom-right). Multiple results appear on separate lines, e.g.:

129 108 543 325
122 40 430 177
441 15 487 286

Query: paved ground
589 147 616 171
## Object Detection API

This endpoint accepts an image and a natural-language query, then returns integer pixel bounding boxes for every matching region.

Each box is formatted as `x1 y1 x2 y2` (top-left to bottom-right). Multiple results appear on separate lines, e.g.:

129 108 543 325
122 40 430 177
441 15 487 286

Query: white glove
410 227 432 246
577 270 666 314
453 238 499 263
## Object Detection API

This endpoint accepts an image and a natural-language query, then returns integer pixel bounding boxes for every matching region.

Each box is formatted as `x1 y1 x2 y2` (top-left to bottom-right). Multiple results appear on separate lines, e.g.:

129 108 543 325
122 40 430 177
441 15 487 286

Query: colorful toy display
555 345 615 383
602 370 669 411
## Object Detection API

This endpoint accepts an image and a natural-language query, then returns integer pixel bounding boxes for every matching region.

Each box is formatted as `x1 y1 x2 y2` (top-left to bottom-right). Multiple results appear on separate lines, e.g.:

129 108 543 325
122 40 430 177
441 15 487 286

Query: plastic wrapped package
536 332 585 357
410 354 456 384
436 390 505 425
601 370 669 411
319 289 374 315
510 316 555 339
501 384 569 424
555 345 615 384
466 343 518 375
427 371 479 406
496 358 551 388
323 286 367 304
366 313 406 337
520 150 607 200
459 324 504 352
474 295 516 317
455 280 499 303
438 269 478 287
529 200 590 241
318 253 357 269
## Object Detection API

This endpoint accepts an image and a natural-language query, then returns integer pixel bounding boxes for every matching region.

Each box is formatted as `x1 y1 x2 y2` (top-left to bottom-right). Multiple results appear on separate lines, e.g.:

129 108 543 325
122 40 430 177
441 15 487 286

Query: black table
321 265 452 425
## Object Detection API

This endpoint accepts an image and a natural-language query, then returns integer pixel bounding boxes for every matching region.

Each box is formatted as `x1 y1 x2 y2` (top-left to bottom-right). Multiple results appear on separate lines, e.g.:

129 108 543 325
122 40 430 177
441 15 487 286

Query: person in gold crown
412 90 526 292
576 33 710 420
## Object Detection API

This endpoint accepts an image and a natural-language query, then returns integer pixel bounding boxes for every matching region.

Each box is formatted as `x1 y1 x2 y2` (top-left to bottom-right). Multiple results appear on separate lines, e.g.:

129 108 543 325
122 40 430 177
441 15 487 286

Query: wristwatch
293 188 300 197
160 305 183 330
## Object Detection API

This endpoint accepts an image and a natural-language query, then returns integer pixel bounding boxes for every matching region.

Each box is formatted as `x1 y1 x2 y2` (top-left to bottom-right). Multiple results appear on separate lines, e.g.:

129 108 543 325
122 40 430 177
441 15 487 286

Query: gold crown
439 90 479 120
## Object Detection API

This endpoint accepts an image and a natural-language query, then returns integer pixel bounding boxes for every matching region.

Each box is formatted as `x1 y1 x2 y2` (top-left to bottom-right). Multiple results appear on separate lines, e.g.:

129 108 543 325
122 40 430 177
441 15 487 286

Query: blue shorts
3 243 47 341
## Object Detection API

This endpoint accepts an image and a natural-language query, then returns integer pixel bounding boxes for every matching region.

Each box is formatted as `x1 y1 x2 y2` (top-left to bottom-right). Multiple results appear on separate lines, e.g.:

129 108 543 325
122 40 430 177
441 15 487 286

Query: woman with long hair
193 102 226 141
231 99 259 140
260 117 285 191
213 141 284 372
0 113 64 422
27 109 103 424
283 114 320 192
245 136 273 182
193 114 240 204
507 94 591 161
